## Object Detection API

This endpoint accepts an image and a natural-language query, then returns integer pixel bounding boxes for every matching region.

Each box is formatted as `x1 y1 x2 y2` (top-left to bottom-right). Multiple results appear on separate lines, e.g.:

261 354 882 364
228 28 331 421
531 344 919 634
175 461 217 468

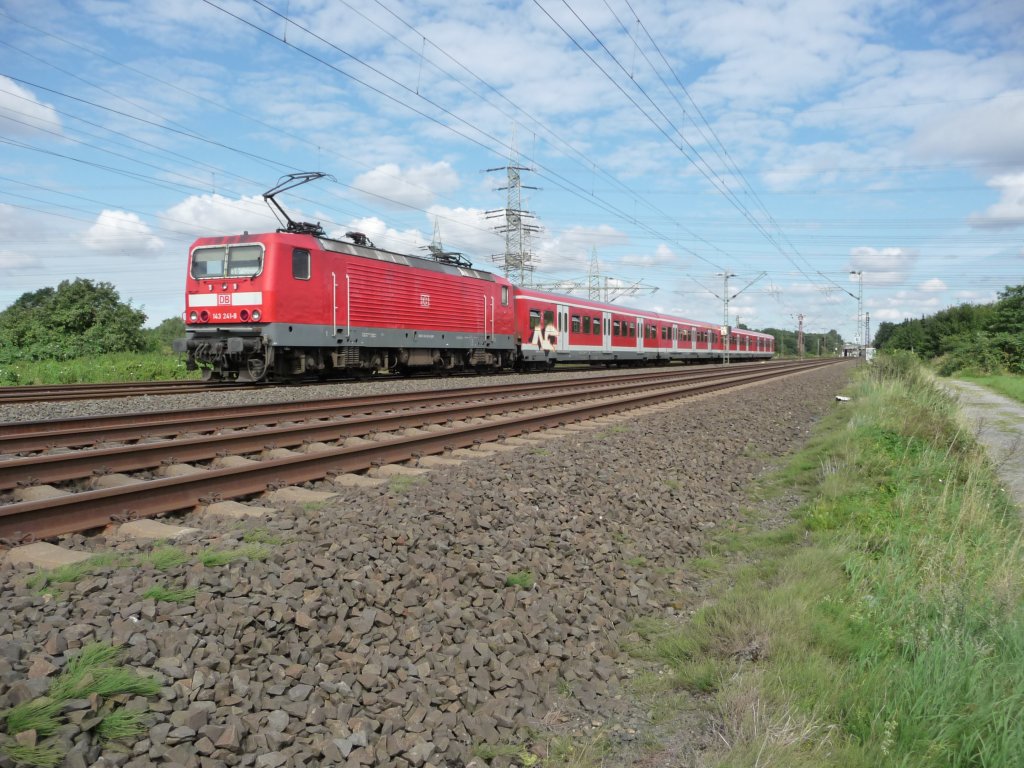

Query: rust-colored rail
0 360 844 542
0 379 255 404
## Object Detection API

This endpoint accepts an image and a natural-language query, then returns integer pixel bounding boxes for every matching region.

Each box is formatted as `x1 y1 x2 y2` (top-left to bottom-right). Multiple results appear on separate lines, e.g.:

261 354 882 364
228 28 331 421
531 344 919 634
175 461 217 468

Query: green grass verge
629 352 1024 766
0 351 199 386
962 373 1024 404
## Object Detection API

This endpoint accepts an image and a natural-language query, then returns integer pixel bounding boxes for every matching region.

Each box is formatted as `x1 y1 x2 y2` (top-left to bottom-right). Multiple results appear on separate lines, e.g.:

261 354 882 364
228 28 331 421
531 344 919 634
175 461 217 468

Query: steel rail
0 380 255 404
0 361 841 542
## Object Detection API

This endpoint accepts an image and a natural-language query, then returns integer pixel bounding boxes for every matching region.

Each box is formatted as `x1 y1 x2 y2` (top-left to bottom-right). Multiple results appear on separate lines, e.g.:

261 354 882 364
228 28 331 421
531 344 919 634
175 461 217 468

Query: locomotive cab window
292 248 310 280
190 243 264 279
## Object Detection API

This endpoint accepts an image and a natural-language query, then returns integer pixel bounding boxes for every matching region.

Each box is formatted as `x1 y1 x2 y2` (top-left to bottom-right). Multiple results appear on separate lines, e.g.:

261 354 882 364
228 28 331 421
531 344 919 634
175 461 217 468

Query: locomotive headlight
189 310 198 322
252 309 261 321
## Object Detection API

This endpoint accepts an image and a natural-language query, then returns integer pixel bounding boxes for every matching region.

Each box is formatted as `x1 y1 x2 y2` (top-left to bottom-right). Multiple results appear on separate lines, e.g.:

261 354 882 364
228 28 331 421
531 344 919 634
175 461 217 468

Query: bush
0 279 146 363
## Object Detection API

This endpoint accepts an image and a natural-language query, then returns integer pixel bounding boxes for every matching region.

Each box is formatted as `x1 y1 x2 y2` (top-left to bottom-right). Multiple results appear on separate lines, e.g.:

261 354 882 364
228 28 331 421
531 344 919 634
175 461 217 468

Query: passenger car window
582 316 591 334
529 309 541 329
501 286 509 306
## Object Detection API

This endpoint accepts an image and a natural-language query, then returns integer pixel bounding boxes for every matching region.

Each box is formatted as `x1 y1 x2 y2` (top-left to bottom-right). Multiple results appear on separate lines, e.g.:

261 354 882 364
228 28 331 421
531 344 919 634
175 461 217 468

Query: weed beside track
632 353 1024 767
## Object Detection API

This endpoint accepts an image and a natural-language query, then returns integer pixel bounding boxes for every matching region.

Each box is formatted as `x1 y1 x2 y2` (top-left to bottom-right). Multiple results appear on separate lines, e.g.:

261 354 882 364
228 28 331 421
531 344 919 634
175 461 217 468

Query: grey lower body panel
186 323 516 352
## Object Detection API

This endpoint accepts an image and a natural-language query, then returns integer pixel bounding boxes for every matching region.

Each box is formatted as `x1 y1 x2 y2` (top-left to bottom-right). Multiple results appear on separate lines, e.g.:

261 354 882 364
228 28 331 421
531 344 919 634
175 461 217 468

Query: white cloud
912 90 1024 168
327 216 427 255
0 250 34 270
159 194 277 238
920 278 947 292
849 246 917 285
0 76 62 137
621 243 678 267
969 173 1024 229
352 162 461 210
424 205 499 261
534 224 629 273
83 210 164 256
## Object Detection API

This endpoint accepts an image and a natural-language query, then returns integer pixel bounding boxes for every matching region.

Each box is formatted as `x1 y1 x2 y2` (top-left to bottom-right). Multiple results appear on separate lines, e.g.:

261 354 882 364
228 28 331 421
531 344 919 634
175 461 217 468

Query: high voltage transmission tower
485 140 540 286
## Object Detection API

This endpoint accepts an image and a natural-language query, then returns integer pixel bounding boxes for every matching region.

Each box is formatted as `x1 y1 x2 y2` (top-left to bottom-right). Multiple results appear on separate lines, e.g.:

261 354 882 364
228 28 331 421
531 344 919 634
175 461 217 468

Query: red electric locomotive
174 174 773 381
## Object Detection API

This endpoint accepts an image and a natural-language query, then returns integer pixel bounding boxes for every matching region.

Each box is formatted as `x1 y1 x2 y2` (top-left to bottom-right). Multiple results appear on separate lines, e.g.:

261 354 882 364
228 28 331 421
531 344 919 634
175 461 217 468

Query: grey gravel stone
0 364 852 767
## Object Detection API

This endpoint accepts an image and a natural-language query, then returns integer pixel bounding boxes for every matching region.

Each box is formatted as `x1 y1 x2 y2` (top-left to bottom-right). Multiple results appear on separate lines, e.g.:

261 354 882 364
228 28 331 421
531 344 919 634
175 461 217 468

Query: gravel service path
942 380 1024 512
0 364 852 768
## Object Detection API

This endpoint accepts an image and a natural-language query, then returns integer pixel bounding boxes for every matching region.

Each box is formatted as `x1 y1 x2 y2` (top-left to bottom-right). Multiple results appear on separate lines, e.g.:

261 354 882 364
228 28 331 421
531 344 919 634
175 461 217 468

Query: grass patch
387 475 422 494
198 543 269 567
26 553 127 592
97 709 149 742
473 742 539 764
1 743 64 768
49 644 160 701
3 698 63 738
1 643 160 766
139 545 189 571
628 352 1024 766
624 556 648 567
141 585 198 603
241 528 283 545
962 373 1024 404
505 570 535 589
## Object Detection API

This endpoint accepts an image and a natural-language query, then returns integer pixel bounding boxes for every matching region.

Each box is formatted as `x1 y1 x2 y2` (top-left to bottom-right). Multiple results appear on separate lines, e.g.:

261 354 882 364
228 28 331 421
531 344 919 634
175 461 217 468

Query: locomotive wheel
245 356 269 383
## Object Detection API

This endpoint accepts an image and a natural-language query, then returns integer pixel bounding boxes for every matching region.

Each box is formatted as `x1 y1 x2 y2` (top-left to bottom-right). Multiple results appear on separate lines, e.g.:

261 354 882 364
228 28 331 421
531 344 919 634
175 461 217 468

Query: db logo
419 294 430 308
217 294 231 305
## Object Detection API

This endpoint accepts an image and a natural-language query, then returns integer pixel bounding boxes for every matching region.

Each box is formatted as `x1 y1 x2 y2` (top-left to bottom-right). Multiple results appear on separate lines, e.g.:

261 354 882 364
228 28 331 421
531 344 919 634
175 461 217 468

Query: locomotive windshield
191 244 264 279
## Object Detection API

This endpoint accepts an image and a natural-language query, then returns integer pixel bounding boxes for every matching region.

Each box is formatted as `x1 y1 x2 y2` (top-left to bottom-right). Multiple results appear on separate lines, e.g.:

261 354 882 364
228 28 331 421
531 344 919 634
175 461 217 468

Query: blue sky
1 0 1022 344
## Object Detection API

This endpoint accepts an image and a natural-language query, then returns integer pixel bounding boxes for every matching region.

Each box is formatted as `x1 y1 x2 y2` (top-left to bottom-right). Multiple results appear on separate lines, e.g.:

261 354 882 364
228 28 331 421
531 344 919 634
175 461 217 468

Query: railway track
0 361 762 404
0 359 845 543
0 365 596 404
0 378 250 404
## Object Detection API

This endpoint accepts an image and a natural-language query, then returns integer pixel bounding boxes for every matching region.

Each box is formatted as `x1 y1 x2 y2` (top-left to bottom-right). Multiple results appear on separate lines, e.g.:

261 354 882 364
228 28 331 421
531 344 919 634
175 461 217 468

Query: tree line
873 284 1024 375
0 279 182 364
